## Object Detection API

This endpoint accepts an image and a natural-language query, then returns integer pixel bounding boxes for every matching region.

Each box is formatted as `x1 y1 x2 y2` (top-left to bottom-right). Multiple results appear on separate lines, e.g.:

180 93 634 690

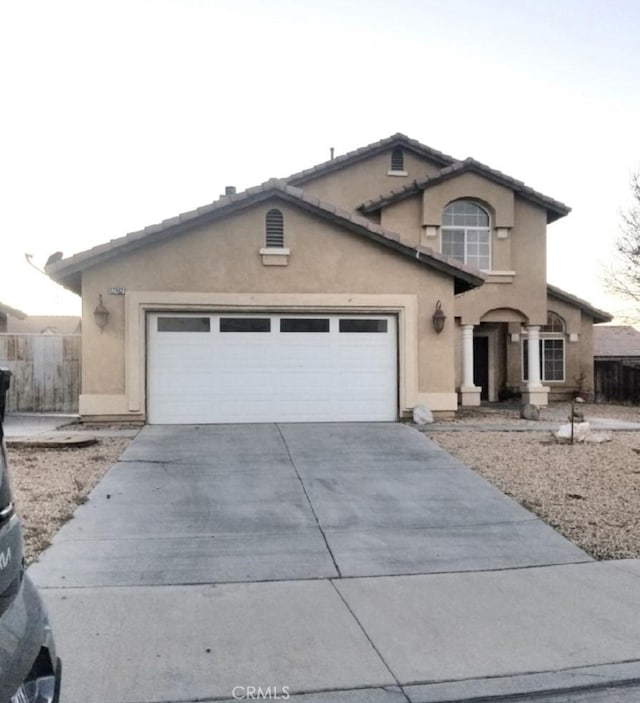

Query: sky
1 0 639 320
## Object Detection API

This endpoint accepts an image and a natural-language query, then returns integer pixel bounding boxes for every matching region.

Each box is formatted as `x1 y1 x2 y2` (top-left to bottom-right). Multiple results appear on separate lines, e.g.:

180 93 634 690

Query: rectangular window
220 318 271 333
523 339 565 382
339 319 388 333
280 318 330 333
441 228 491 270
543 339 564 381
157 317 210 333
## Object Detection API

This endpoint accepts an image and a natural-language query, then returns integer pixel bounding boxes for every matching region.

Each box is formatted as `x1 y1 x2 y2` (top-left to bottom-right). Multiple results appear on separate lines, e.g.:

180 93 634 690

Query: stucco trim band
122 291 431 421
79 393 131 416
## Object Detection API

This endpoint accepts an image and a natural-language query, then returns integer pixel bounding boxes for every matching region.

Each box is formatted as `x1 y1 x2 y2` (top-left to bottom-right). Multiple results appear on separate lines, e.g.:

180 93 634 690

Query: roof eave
0 303 27 320
547 284 613 324
273 193 485 293
359 161 571 223
45 187 287 286
49 272 82 296
46 185 485 296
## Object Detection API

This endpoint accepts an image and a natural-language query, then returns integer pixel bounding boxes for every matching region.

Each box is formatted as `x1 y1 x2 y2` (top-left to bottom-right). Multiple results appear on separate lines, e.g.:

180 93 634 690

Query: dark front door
473 336 489 401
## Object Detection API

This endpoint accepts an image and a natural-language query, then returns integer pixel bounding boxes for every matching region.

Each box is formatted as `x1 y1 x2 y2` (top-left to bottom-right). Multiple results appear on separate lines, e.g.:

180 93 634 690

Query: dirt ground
6 402 640 564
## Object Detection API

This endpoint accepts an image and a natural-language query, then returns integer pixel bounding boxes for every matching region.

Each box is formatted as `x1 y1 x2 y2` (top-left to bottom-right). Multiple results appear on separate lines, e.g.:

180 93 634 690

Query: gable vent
390 147 404 171
265 208 284 248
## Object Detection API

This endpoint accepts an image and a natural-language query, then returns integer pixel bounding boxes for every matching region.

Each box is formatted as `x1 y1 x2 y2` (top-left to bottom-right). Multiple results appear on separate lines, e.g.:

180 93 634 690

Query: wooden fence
594 359 640 405
0 334 81 413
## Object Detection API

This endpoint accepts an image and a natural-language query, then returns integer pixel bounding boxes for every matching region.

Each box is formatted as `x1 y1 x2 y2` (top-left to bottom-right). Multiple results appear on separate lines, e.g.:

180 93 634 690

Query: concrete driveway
30 423 640 702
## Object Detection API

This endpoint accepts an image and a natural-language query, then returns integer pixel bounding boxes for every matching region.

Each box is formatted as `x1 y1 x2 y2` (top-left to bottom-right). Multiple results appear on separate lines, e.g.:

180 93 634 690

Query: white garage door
147 313 397 423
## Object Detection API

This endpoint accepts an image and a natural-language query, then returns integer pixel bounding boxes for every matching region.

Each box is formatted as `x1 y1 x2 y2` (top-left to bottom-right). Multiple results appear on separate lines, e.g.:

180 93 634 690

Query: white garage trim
147 313 397 423
120 292 423 420
78 291 462 419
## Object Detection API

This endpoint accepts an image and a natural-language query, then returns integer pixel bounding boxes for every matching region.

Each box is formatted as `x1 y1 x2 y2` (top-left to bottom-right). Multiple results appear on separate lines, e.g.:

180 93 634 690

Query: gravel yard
429 403 640 560
448 401 640 425
5 403 640 565
7 437 131 564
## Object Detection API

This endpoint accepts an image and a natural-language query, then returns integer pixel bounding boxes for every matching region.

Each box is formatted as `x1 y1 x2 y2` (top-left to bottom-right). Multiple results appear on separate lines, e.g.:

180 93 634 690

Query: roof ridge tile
285 133 457 184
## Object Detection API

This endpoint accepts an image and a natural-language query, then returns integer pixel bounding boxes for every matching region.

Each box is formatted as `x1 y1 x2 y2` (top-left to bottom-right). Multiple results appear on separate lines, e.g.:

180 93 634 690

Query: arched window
542 311 565 333
441 200 491 270
265 208 284 248
390 147 404 172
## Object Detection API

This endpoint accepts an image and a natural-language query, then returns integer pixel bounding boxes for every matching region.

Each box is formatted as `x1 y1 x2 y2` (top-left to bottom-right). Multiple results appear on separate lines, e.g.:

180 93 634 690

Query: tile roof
547 284 612 324
286 133 457 185
359 157 571 223
0 302 26 320
593 325 640 357
8 316 81 334
46 179 485 295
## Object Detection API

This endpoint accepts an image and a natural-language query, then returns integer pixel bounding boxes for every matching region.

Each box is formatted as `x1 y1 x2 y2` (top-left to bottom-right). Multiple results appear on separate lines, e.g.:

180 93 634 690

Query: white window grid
441 201 491 270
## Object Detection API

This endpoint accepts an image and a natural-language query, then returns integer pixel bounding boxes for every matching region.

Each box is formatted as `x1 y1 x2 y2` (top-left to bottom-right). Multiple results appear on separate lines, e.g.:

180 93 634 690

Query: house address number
108 287 126 295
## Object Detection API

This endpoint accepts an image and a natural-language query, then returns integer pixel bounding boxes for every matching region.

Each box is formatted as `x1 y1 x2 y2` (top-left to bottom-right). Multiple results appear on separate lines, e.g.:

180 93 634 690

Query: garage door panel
148 314 397 423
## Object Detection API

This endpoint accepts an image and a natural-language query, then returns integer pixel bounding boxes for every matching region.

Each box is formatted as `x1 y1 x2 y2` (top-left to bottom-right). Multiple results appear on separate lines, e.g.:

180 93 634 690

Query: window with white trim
441 200 491 270
522 312 566 382
265 208 284 248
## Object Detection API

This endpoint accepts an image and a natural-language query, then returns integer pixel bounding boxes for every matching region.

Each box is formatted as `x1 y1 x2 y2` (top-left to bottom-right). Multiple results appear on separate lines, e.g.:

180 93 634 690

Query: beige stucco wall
380 197 423 246
375 178 548 326
80 200 460 420
453 199 547 325
501 296 598 400
294 153 601 406
298 150 442 214
545 297 597 399
422 173 515 229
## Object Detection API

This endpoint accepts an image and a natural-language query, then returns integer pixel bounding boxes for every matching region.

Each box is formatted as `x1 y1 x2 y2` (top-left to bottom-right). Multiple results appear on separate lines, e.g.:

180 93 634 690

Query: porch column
527 325 542 388
460 324 481 406
522 324 549 406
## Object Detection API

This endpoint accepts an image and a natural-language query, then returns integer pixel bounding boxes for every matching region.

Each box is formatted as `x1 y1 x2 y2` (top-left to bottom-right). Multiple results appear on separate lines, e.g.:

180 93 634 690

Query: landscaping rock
413 405 434 425
520 403 540 421
554 422 591 443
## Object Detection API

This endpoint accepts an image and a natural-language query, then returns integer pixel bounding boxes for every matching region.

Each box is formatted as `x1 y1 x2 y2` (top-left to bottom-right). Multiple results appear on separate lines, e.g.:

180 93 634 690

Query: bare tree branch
604 172 640 319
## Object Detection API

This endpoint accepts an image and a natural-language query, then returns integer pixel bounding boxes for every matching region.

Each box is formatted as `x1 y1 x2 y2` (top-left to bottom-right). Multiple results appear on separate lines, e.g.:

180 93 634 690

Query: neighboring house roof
286 133 457 186
359 157 571 223
593 325 640 358
7 316 81 334
46 179 485 295
0 302 27 320
547 284 612 324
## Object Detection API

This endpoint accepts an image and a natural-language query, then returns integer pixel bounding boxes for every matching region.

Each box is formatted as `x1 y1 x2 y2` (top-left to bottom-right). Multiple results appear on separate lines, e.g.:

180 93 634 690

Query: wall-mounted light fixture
432 300 446 334
93 294 109 333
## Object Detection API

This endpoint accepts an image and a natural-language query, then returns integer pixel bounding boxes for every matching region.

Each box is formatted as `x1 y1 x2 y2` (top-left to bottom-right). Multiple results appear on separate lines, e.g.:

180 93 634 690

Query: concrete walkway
3 412 139 440
3 412 78 437
29 423 640 702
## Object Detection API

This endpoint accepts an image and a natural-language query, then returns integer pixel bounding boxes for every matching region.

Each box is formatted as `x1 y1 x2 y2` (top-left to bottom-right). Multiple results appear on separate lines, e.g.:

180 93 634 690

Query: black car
0 370 61 702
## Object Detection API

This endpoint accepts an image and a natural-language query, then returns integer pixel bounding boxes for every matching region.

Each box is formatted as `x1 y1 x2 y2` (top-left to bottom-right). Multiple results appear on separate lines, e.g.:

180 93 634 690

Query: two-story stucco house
46 134 611 424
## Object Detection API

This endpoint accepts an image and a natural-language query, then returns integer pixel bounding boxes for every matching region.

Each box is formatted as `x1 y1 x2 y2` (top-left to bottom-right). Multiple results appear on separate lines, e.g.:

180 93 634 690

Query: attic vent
390 147 404 172
265 208 284 248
